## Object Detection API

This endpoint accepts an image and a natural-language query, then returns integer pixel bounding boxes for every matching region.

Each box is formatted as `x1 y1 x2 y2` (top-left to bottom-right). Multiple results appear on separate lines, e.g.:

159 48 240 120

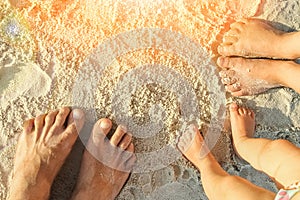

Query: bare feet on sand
217 18 300 96
71 118 136 200
218 18 300 59
229 103 255 148
8 107 85 200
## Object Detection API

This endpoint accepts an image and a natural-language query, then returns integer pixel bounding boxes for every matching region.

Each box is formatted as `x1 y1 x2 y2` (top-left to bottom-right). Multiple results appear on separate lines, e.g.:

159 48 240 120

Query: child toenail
100 120 111 129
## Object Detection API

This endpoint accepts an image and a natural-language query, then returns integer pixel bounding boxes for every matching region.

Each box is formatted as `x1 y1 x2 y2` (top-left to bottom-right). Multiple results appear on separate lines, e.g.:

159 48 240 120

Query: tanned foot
71 119 136 200
218 18 300 59
216 56 298 96
8 107 85 200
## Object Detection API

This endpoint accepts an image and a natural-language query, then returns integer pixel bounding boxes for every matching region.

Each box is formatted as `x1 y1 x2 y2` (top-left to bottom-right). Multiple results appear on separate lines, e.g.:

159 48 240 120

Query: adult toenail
73 110 84 120
233 82 240 89
120 125 128 132
100 120 111 129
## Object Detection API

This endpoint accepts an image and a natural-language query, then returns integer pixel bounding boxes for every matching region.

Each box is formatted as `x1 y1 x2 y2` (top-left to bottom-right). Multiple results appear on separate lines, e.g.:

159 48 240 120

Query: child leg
178 125 275 200
230 103 300 187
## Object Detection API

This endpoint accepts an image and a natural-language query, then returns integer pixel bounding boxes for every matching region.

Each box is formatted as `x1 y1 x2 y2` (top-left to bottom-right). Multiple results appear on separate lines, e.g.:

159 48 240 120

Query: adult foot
8 107 85 200
218 18 300 59
71 119 135 200
216 56 294 96
229 103 255 150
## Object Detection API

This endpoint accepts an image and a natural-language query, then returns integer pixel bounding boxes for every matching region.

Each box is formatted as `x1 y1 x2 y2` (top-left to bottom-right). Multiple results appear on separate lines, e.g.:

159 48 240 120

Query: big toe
229 103 239 117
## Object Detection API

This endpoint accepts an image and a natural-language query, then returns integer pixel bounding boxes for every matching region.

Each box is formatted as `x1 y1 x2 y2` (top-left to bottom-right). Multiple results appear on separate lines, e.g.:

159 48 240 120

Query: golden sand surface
1 0 300 199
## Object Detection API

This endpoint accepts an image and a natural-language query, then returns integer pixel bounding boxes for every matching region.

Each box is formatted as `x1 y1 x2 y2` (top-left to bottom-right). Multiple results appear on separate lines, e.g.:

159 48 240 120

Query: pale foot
216 56 296 96
71 119 136 200
229 103 255 154
8 107 85 200
177 125 213 169
218 18 300 59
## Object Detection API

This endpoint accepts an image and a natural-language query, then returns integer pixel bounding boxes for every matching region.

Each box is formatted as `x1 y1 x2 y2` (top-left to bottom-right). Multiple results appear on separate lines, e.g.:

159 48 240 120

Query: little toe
92 118 112 143
225 82 241 93
119 133 132 150
23 119 35 134
231 90 249 97
54 107 71 129
111 125 127 146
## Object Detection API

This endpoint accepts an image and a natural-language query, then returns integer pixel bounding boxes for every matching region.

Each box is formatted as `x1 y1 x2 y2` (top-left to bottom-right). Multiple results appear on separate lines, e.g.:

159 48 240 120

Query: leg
178 125 275 200
218 18 300 59
230 103 300 187
71 119 135 200
217 57 300 96
7 107 85 200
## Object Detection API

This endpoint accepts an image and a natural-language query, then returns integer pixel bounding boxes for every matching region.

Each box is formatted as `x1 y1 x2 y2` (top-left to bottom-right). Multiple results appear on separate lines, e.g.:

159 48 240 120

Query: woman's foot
216 56 298 96
71 119 136 200
8 108 85 200
218 18 300 59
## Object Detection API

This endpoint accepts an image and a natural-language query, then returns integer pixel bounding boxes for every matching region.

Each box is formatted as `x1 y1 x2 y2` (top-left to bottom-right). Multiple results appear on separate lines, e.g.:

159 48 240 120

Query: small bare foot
8 107 85 200
216 56 295 96
229 103 255 149
71 119 136 200
218 18 300 59
177 125 212 168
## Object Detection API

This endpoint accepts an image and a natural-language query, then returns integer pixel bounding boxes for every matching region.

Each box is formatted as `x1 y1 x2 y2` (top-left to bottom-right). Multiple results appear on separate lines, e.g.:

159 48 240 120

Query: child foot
218 18 300 59
229 103 255 149
177 125 211 168
8 107 85 200
71 119 136 200
217 56 291 96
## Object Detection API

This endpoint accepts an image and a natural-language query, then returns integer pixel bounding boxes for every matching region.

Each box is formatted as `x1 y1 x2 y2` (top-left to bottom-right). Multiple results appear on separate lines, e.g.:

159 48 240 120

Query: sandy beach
0 0 300 199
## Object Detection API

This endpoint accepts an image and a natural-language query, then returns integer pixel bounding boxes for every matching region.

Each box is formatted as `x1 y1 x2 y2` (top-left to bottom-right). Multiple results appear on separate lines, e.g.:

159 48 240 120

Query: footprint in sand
0 61 52 108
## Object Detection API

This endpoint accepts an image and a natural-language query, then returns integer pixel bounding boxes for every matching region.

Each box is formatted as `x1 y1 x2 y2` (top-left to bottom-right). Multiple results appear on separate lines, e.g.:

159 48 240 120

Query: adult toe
225 82 241 93
92 118 112 143
111 125 127 146
119 133 132 150
23 118 35 134
54 107 71 129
